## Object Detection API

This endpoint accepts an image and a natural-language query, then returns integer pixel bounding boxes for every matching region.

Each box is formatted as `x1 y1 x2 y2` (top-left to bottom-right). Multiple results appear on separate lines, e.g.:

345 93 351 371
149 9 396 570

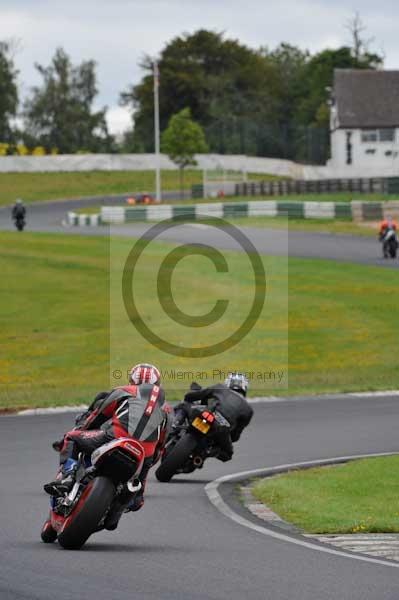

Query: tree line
0 21 382 163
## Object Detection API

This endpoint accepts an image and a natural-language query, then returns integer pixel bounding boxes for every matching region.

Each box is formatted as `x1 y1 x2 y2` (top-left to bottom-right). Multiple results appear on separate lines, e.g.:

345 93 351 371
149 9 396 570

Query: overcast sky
1 0 397 134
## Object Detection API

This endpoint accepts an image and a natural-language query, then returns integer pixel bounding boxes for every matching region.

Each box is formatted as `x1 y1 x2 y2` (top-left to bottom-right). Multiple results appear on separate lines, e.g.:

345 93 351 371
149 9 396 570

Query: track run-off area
1 199 399 599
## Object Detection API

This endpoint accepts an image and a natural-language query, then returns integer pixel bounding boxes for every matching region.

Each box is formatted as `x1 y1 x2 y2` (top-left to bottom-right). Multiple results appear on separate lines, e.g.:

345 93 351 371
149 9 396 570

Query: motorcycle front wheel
155 433 198 482
57 476 115 550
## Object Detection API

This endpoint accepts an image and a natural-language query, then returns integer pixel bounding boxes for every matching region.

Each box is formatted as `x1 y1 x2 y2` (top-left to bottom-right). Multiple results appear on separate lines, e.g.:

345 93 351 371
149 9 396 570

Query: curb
99 200 354 224
65 211 103 226
205 453 399 569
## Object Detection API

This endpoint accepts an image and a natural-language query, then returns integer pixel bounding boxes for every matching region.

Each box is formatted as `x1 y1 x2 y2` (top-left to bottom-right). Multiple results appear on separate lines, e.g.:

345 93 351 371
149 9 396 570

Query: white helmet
224 372 248 396
129 363 160 385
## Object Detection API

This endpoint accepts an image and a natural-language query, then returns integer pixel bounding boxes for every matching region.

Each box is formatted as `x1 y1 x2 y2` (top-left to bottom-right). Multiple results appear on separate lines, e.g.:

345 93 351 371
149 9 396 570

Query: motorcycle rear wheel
155 433 198 482
57 476 115 550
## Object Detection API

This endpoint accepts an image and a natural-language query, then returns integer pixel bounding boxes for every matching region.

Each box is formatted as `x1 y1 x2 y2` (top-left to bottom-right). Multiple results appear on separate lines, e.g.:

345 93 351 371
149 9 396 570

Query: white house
329 69 399 174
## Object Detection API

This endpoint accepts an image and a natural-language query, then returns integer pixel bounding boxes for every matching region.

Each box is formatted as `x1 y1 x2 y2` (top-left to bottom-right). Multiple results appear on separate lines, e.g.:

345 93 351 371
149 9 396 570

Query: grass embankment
0 169 394 207
0 170 282 206
252 456 399 534
1 232 399 409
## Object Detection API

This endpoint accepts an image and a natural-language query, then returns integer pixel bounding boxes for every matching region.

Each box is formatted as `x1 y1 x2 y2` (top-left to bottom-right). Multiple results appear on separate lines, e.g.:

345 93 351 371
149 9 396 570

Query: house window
379 128 395 142
361 130 378 142
361 129 395 143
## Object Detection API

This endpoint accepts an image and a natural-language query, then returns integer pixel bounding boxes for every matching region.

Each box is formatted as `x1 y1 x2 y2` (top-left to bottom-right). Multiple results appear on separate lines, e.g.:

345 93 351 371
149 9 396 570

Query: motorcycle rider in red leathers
44 364 171 530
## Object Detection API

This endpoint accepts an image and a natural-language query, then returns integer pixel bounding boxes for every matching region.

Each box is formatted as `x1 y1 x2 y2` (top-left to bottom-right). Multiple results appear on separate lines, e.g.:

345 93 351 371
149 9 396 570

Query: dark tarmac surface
0 197 397 268
1 396 399 600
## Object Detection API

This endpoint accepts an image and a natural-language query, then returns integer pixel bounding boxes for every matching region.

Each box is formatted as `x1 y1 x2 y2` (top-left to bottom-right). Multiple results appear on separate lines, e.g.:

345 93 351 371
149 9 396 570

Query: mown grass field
0 170 282 206
233 217 378 237
252 456 399 534
0 169 394 206
1 231 399 409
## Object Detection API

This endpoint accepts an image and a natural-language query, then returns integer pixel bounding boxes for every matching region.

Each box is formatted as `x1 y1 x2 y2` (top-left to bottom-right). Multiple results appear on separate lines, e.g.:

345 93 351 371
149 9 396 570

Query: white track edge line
2 389 399 418
17 405 87 416
204 452 399 569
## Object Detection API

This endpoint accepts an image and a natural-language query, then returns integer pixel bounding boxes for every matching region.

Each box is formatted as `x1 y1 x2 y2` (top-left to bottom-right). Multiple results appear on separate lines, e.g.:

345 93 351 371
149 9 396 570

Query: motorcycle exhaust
193 455 204 468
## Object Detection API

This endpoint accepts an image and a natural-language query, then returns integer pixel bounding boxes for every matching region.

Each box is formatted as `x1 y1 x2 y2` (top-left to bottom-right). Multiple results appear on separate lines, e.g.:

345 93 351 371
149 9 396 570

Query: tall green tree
121 30 280 154
23 47 112 153
0 41 18 143
161 107 208 198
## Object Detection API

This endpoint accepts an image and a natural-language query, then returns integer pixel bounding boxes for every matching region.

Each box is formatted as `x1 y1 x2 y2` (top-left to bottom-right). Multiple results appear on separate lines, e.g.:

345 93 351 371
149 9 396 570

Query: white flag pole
153 60 161 203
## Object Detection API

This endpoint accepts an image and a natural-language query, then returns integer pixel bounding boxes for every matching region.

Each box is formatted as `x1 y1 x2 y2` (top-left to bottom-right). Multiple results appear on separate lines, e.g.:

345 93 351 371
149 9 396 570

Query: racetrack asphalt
1 395 399 600
0 197 397 268
1 199 399 598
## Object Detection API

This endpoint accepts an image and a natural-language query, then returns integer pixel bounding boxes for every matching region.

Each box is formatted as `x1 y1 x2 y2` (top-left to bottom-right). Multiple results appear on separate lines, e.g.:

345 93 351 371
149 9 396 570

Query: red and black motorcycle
155 405 231 482
41 437 145 549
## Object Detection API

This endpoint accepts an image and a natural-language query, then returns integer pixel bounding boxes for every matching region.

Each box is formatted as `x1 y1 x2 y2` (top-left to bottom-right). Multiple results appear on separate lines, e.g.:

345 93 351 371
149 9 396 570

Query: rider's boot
43 458 78 497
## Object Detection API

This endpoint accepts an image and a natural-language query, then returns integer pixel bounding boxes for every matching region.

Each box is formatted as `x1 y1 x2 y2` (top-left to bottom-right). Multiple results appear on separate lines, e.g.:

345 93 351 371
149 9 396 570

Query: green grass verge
0 168 394 207
1 232 399 409
232 217 378 237
252 456 399 534
75 205 102 215
0 170 282 206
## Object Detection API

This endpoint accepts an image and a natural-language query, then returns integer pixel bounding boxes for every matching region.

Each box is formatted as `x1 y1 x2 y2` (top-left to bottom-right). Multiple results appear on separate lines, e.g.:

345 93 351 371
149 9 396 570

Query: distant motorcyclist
379 216 398 258
44 363 171 530
12 199 26 231
173 372 253 462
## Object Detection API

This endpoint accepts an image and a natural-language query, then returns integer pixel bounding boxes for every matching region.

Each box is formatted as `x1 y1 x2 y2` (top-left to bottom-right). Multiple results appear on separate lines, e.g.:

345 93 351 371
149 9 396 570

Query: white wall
1 150 398 180
330 128 399 172
0 153 303 178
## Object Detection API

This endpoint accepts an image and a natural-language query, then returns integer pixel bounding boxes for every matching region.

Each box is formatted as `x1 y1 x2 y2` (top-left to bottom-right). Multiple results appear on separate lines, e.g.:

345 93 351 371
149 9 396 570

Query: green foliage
161 108 208 169
0 41 18 143
22 47 113 153
121 30 280 155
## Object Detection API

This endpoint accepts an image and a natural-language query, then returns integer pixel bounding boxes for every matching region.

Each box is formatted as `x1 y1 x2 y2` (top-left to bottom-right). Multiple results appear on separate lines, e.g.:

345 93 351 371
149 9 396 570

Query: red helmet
129 363 160 385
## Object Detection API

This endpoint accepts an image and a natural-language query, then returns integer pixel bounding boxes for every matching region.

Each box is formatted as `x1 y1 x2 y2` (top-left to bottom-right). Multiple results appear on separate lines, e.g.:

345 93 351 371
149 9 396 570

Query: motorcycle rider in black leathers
12 199 26 227
173 372 253 462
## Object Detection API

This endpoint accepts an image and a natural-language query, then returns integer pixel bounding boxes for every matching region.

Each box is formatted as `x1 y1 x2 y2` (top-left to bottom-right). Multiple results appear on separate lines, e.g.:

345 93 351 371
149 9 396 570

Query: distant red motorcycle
41 438 145 549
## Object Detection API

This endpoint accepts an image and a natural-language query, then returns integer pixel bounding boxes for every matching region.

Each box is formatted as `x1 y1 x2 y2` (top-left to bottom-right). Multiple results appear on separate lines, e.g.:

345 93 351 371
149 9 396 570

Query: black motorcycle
155 404 231 482
381 227 398 258
14 215 25 231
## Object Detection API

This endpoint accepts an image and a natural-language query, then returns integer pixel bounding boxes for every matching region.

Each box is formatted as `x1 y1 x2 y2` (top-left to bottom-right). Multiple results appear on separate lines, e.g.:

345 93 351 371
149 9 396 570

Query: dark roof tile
333 69 399 128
